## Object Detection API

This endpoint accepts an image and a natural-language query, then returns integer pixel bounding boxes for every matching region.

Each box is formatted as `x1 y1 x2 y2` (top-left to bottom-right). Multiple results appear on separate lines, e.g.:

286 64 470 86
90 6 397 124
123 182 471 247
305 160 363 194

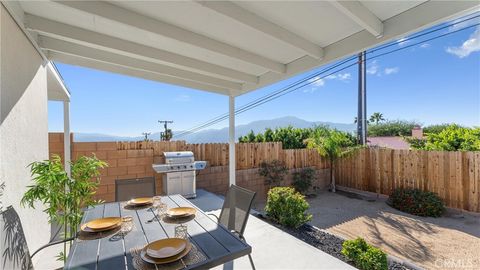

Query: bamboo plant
21 154 107 261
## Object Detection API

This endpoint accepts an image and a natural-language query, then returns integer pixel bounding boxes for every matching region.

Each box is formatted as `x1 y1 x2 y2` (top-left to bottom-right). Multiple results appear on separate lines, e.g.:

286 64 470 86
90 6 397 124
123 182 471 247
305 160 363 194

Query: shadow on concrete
1 206 33 270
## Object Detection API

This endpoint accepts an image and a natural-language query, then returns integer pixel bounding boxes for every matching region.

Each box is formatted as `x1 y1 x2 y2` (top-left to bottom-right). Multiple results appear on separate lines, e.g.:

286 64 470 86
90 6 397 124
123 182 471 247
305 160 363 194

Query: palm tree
306 128 357 192
369 112 385 125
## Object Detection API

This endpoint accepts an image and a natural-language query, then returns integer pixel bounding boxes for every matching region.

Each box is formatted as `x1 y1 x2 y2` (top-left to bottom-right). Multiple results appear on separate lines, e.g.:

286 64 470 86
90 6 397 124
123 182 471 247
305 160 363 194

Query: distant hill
74 116 356 143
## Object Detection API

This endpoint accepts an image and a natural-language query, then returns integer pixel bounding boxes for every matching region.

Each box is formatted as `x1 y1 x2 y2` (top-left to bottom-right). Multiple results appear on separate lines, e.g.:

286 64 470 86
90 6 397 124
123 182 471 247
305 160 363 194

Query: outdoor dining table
65 194 252 269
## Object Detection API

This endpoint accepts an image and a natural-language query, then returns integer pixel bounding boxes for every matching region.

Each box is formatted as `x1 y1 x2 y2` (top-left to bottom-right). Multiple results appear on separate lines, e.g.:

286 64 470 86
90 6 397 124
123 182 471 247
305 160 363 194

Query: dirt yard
255 190 480 270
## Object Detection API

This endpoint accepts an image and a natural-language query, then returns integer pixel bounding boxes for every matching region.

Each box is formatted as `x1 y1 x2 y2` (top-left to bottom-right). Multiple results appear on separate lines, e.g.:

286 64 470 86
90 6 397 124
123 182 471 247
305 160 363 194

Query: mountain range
74 116 356 143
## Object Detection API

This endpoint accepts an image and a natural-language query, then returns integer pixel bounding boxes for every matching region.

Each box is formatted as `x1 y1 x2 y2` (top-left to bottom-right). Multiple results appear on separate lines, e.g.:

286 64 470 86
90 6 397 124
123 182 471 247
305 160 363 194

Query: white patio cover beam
63 101 71 177
228 95 235 186
329 0 384 38
25 14 258 85
40 37 243 91
250 0 478 94
48 51 235 95
197 1 324 59
54 0 286 73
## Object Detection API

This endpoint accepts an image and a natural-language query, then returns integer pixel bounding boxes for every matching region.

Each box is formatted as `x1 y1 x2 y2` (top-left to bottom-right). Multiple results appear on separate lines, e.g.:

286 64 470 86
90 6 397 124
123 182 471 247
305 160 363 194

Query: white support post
228 95 236 186
63 101 71 177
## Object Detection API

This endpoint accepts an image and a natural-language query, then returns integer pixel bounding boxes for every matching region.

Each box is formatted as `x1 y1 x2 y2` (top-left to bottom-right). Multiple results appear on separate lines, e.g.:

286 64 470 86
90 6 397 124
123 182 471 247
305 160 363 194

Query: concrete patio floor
191 189 356 270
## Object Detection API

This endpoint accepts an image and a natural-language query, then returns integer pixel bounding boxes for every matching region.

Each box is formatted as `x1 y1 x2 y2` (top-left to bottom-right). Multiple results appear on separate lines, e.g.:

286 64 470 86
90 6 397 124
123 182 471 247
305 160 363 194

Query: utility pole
357 51 367 145
158 120 174 141
142 132 151 141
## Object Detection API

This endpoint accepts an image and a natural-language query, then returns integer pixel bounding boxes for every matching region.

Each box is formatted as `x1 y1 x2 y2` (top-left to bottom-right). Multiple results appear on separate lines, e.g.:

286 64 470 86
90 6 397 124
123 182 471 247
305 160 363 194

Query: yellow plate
82 217 122 231
146 238 187 259
167 207 196 218
141 241 192 264
128 197 153 206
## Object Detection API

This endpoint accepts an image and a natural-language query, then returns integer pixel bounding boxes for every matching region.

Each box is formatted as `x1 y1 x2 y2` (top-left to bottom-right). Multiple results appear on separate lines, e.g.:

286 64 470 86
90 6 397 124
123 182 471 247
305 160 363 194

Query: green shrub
423 124 452 134
239 125 357 149
265 187 312 228
368 120 419 137
388 188 445 217
422 125 480 151
292 168 315 194
258 160 288 188
342 238 388 270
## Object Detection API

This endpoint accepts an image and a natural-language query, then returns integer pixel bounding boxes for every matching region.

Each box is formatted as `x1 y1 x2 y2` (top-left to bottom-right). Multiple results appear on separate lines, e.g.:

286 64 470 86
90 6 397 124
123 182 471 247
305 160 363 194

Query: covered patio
1 1 478 269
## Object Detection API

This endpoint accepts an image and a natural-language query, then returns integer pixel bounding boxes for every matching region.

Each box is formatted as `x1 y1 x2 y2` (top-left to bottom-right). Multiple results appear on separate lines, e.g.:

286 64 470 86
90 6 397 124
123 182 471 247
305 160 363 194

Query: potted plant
21 154 107 261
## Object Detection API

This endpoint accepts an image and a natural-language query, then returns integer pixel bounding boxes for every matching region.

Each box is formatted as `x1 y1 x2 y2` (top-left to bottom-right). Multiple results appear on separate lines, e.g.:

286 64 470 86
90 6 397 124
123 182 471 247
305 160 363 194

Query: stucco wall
0 3 50 261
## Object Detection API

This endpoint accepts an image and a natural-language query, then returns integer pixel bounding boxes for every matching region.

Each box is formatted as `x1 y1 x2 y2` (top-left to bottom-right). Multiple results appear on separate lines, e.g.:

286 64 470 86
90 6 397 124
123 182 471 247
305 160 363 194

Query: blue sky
48 15 480 137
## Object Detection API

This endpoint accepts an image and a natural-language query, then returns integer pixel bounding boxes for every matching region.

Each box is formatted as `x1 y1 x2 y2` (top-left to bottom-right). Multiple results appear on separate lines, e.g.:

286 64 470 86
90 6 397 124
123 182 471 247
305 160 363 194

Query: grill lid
164 151 194 159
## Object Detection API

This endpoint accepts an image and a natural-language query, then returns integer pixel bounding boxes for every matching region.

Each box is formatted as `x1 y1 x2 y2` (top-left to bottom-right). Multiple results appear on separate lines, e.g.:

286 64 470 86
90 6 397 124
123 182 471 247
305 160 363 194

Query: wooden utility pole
142 132 151 141
158 120 174 141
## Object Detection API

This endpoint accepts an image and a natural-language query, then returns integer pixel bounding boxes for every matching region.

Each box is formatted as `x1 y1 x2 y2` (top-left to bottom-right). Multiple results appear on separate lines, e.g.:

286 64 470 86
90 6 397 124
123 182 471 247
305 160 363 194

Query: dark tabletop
65 195 251 270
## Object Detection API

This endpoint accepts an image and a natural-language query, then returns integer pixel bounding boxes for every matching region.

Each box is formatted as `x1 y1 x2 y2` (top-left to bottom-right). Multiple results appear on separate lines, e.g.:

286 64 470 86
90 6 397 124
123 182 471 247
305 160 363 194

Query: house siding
0 3 50 265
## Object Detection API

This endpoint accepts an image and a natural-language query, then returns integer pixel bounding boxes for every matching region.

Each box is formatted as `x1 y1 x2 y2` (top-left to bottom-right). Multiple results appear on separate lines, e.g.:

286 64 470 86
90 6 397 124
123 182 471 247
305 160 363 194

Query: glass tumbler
174 224 188 239
122 216 133 232
152 196 162 209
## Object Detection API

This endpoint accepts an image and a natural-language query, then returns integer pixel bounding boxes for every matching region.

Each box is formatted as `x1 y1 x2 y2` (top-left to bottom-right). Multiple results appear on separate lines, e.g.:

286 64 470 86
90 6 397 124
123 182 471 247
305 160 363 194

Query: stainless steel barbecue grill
152 151 206 198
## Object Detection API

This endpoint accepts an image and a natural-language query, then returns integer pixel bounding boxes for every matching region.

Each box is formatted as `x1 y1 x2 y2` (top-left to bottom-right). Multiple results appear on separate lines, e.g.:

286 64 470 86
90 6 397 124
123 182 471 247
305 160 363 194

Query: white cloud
366 60 379 75
175 94 191 102
446 26 480 58
384 67 399 75
337 73 352 81
326 72 351 81
420 43 430 48
304 73 351 93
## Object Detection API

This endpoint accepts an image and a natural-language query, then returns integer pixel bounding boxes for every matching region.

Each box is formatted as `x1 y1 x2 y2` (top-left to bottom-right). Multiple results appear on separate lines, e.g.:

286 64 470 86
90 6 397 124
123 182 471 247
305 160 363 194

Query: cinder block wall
49 133 330 202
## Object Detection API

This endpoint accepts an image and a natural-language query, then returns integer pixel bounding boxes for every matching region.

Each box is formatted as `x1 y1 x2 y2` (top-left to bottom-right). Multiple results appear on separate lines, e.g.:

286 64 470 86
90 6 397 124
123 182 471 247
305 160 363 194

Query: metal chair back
218 185 256 237
115 177 156 201
0 206 33 270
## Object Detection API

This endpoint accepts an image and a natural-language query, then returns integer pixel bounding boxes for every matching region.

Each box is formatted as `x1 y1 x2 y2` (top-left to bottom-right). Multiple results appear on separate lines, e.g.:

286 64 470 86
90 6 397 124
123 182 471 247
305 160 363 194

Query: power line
173 57 358 138
174 18 480 139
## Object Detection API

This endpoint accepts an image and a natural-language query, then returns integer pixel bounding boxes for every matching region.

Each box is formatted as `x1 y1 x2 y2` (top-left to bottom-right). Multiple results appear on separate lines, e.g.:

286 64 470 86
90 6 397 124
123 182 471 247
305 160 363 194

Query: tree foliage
306 128 358 192
367 120 419 137
239 125 356 149
239 126 314 149
369 112 385 125
423 123 452 134
408 124 480 151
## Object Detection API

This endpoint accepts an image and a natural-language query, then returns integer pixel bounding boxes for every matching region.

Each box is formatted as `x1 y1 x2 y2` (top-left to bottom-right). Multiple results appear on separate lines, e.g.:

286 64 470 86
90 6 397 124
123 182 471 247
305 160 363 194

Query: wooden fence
116 140 328 169
50 134 480 212
335 148 480 212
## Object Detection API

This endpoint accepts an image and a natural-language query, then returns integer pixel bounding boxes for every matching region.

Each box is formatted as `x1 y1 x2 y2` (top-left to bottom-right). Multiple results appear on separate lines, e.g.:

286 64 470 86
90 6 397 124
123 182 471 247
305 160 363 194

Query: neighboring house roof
367 137 411 150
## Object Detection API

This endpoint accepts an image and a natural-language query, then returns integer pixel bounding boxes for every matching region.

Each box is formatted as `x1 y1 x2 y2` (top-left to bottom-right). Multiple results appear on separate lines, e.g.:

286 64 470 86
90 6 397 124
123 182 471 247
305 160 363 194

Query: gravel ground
255 190 480 270
255 215 414 270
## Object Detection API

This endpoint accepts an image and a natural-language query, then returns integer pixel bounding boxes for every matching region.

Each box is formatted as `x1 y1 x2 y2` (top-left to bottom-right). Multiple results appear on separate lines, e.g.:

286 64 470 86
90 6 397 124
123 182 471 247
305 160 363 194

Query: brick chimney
412 125 423 139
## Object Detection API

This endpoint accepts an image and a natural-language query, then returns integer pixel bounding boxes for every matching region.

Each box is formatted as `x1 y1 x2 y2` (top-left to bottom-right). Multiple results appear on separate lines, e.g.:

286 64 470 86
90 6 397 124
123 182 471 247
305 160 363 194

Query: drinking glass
175 224 188 239
157 202 168 217
122 216 133 232
152 196 162 208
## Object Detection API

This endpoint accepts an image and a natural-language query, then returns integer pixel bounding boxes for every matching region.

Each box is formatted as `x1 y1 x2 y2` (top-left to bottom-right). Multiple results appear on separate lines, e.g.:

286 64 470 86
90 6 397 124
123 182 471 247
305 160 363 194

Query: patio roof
3 1 478 97
47 62 70 102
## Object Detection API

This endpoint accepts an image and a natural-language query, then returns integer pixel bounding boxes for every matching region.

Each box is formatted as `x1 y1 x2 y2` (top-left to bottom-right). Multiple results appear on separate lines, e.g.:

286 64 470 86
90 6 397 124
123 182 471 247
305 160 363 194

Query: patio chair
0 206 74 270
208 185 256 269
